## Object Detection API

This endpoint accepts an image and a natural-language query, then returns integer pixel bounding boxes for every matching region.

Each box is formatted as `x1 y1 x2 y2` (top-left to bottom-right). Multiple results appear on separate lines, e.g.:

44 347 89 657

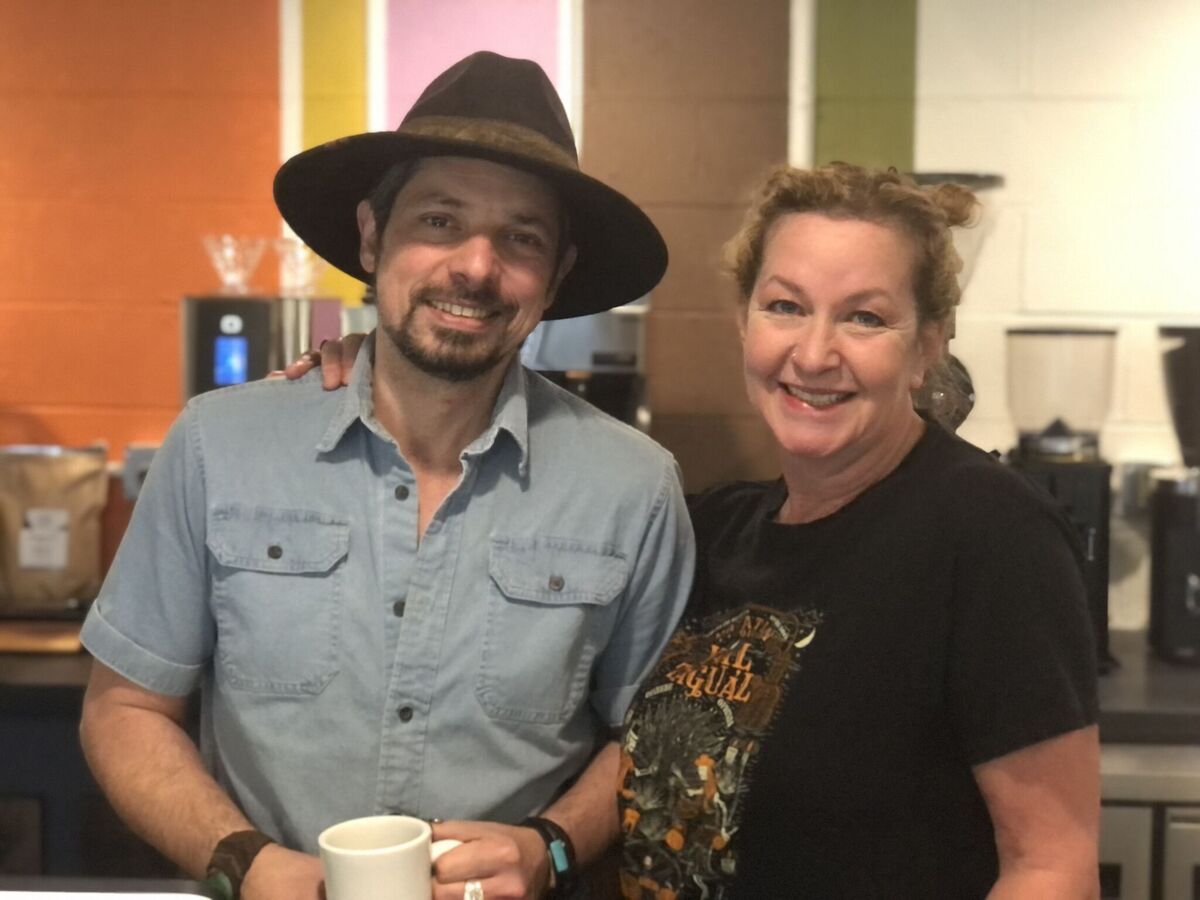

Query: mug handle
431 838 462 861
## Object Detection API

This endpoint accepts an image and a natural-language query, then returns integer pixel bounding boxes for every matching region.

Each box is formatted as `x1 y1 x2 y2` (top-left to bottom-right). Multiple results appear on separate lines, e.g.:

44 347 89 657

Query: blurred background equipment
522 298 648 429
1005 327 1119 672
182 235 342 399
1149 326 1200 665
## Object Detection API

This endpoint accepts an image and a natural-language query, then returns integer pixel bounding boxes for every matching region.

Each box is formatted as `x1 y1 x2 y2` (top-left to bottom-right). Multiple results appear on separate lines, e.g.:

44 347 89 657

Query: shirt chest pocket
478 536 629 723
207 505 349 695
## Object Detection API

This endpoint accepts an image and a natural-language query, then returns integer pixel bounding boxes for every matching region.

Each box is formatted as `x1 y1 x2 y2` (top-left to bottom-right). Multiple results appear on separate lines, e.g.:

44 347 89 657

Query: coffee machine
181 295 342 398
1148 327 1200 664
182 235 342 398
521 300 648 429
1006 327 1118 671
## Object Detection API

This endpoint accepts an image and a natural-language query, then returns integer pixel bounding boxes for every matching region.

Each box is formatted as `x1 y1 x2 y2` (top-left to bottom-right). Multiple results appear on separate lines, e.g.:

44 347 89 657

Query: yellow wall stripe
302 0 368 304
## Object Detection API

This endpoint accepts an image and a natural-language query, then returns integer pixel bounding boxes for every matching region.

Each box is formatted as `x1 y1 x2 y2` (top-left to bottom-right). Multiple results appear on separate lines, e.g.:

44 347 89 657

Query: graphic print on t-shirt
618 603 819 899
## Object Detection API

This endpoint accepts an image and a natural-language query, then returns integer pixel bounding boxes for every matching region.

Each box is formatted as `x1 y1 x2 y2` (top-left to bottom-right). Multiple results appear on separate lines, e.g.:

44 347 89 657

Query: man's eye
508 231 545 249
421 214 451 228
849 310 885 327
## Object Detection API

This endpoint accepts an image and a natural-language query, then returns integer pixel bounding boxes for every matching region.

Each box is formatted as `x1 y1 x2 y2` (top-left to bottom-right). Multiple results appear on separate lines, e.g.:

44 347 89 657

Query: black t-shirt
617 423 1098 899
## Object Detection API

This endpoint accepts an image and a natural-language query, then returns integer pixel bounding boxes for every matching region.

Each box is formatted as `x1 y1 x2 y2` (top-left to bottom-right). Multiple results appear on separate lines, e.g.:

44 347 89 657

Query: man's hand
240 843 325 900
431 821 550 900
281 333 368 389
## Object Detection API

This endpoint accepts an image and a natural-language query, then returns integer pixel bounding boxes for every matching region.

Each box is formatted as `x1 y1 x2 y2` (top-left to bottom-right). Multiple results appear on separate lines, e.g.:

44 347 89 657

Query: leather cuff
521 816 577 899
204 829 274 900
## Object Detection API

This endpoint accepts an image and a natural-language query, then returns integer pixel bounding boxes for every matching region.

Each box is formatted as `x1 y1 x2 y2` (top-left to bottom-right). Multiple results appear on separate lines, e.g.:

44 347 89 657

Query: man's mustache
411 282 505 311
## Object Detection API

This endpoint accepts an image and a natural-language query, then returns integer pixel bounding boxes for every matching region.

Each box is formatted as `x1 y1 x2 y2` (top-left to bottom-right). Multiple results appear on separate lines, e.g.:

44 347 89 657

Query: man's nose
790 320 839 372
448 233 500 287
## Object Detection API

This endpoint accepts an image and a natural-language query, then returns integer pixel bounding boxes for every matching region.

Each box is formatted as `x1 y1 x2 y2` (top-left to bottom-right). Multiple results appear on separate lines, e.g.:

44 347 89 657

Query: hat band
398 116 578 171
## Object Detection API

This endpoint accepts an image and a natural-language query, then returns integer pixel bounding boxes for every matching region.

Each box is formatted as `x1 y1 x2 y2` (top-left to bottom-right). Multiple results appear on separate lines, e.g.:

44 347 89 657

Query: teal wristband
521 816 577 898
203 871 233 900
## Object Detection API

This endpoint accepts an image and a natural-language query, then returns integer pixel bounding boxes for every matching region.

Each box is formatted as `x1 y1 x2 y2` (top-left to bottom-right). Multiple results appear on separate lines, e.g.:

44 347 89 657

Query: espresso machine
182 235 342 398
1006 327 1118 671
181 294 342 397
1148 326 1200 664
521 299 648 428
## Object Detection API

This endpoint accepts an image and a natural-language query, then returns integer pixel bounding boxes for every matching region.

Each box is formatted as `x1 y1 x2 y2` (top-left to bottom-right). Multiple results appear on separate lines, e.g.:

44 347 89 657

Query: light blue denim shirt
82 338 694 852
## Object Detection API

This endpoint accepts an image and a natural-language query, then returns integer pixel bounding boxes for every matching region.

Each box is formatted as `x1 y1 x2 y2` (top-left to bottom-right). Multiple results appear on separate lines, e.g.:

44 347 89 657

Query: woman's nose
790 321 839 372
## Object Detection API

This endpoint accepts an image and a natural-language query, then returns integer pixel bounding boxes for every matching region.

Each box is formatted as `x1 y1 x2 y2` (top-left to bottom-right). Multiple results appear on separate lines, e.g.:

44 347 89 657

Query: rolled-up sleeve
81 404 214 696
589 458 695 726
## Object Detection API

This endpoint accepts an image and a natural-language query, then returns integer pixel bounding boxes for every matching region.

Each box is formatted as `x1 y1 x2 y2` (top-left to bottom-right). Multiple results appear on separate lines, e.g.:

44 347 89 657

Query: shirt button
398 706 414 722
267 545 283 560
392 599 406 617
394 484 410 501
548 575 565 592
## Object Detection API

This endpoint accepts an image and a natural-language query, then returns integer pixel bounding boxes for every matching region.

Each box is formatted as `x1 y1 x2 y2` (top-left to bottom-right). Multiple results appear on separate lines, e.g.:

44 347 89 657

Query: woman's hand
282 333 368 389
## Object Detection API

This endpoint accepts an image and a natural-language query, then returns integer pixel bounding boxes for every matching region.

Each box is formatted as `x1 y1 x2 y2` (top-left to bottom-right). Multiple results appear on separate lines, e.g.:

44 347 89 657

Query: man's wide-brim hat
273 51 667 320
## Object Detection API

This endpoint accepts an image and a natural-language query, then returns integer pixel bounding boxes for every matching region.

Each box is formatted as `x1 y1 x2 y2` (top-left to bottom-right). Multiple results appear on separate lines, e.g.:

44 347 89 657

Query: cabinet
1164 808 1200 900
1100 744 1200 899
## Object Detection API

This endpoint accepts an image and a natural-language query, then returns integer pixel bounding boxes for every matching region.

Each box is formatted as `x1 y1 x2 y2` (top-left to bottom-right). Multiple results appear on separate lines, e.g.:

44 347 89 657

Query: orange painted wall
0 0 281 458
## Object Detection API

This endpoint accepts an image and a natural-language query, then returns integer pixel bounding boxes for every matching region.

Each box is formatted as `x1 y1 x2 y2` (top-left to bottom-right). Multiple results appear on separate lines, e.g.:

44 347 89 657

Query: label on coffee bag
19 508 70 570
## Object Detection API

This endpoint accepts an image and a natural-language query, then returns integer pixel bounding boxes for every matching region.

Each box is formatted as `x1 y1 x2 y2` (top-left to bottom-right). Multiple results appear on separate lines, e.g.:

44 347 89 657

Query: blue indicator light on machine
214 335 249 385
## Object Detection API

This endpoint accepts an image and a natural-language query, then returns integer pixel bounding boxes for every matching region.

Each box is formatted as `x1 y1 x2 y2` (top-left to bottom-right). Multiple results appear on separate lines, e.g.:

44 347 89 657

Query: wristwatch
521 815 577 898
204 829 275 900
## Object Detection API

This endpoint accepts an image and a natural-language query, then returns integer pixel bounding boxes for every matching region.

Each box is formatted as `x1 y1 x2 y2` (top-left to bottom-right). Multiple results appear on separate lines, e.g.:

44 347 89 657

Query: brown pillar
582 0 791 491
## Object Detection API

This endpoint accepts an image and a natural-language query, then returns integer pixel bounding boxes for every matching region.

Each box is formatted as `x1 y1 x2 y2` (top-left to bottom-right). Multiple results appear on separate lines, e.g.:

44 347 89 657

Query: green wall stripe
813 0 917 170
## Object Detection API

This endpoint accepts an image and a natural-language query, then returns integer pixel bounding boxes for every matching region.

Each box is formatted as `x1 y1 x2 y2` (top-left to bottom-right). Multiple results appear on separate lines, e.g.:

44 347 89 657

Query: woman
612 163 1099 899
294 162 1100 898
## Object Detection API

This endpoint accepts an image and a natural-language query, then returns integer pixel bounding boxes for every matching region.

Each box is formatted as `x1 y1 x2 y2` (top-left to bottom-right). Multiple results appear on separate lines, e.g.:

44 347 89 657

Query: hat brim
273 132 667 320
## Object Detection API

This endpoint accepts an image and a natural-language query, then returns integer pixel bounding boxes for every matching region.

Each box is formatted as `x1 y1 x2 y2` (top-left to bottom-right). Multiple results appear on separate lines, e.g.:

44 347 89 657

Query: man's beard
381 282 515 383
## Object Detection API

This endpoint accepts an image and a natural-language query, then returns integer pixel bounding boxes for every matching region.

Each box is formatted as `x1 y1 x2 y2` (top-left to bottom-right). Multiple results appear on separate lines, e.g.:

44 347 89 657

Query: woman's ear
911 321 948 390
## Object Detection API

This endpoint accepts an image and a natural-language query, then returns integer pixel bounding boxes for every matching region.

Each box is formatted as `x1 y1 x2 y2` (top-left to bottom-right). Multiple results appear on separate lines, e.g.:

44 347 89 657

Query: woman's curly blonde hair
724 162 978 328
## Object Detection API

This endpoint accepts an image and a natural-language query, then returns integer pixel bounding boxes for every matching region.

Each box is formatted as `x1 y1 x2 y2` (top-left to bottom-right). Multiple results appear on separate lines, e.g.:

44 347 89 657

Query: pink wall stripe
386 0 559 128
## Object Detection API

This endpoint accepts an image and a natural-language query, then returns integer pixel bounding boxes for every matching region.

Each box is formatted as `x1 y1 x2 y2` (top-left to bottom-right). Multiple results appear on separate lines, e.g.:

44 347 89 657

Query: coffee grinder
1148 327 1200 664
1006 327 1118 672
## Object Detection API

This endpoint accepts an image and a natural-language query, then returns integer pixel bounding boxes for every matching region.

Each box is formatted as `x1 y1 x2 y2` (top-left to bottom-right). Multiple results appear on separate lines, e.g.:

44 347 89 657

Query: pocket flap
489 536 628 606
208 505 349 574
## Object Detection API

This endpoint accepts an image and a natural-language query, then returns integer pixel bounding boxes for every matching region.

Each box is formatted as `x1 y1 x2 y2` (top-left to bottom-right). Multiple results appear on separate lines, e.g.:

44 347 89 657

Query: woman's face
740 212 941 468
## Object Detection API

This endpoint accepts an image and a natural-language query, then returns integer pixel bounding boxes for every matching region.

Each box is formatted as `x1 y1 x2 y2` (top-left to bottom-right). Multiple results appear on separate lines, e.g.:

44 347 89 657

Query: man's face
357 156 574 382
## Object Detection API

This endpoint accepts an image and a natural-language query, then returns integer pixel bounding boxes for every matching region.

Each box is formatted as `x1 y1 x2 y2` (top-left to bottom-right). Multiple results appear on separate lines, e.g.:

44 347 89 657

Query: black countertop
1099 629 1200 744
4 630 1199 744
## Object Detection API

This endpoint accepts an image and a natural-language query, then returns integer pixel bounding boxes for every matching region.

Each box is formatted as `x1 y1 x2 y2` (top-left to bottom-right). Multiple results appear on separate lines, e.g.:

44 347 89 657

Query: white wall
915 0 1200 626
916 0 1200 461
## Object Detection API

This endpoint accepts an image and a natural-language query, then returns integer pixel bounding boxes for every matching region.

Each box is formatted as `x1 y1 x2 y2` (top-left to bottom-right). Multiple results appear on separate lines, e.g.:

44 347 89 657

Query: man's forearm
80 666 254 877
540 740 621 866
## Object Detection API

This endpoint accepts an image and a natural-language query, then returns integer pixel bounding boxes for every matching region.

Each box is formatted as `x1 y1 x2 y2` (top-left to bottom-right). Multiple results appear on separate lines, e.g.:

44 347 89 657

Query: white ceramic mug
318 814 461 900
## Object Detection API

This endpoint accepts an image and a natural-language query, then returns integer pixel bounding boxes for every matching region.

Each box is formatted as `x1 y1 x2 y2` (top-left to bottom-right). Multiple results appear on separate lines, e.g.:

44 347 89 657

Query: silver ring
464 881 484 900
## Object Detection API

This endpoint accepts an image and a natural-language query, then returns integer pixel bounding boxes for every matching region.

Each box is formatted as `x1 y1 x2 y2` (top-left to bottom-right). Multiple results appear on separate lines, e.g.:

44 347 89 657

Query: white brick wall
915 0 1200 473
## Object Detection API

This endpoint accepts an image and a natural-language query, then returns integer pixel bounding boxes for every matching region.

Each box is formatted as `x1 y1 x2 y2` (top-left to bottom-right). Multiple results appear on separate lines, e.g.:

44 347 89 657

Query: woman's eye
765 299 801 315
849 310 884 327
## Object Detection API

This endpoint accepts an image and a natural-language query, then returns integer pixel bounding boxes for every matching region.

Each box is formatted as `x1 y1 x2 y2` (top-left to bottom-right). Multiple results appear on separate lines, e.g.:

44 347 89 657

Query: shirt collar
315 332 531 476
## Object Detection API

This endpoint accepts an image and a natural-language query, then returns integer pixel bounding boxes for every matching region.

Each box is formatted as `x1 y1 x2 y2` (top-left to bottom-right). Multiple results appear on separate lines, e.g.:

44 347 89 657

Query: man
79 52 693 900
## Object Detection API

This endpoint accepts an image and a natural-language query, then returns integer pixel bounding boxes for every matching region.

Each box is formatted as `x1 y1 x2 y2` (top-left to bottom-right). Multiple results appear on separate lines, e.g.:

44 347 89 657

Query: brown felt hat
273 51 667 320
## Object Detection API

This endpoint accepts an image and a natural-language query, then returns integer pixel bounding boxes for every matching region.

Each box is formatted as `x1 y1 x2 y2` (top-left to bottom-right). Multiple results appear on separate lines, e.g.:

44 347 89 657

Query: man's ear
544 243 578 310
356 200 379 274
